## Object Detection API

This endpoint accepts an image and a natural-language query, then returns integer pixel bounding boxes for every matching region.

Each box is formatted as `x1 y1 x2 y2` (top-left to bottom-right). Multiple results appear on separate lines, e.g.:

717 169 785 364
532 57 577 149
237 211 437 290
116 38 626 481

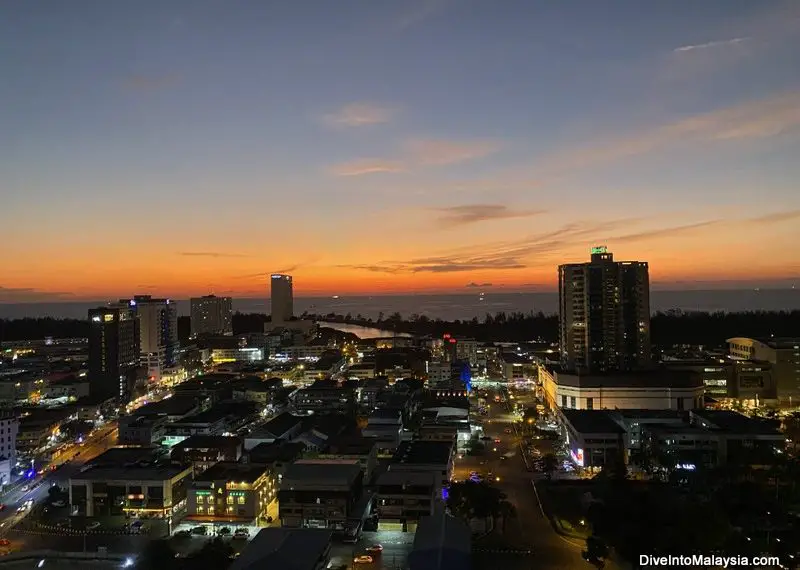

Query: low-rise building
187 462 275 523
229 528 332 570
346 363 376 380
390 441 454 491
540 366 704 412
165 401 258 443
408 507 471 570
375 470 438 533
278 462 363 531
170 435 244 474
69 448 191 518
292 381 356 414
560 409 626 470
118 415 167 446
244 412 305 450
247 441 306 477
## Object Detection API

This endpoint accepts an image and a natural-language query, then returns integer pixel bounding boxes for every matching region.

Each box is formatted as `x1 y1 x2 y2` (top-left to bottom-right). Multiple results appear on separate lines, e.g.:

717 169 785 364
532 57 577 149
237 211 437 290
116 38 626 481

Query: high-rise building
190 295 233 338
120 295 178 381
558 246 651 374
88 306 138 401
270 274 294 323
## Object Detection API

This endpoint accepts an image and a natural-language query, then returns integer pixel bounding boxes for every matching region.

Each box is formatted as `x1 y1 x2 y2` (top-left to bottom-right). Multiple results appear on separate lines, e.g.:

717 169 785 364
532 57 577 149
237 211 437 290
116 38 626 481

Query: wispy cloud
179 252 250 258
329 159 406 177
673 37 750 53
404 139 502 166
466 282 493 288
338 210 800 275
0 286 75 302
432 204 545 227
122 73 182 92
329 138 501 177
748 209 800 224
539 91 800 174
322 103 398 128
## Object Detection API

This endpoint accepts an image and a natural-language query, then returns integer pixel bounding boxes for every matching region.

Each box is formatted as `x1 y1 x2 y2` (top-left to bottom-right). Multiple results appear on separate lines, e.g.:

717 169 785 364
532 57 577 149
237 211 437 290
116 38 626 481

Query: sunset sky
2 0 800 302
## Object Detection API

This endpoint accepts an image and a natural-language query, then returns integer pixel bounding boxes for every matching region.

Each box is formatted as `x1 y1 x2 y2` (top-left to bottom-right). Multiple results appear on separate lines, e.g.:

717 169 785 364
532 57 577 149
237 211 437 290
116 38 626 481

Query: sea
0 290 798 321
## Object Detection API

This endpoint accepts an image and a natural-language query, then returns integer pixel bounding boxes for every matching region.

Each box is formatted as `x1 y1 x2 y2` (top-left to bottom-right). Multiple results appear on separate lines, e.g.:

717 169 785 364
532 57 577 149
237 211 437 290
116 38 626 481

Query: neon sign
570 448 584 467
590 246 607 254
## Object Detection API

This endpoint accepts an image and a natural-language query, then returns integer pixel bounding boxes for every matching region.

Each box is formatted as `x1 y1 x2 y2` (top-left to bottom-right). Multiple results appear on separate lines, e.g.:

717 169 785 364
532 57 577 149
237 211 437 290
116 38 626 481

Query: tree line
1 309 798 349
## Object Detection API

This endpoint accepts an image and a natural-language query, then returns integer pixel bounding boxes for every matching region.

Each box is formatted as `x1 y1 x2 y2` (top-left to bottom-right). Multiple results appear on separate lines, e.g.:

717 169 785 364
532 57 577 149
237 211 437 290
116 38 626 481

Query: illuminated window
104 314 114 322
197 506 204 514
227 496 234 504
226 506 234 513
237 496 245 505
207 507 214 515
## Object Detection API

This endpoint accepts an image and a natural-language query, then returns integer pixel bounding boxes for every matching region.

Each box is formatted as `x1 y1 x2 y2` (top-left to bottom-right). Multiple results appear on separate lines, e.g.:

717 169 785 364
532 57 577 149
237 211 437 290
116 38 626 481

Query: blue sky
2 0 800 300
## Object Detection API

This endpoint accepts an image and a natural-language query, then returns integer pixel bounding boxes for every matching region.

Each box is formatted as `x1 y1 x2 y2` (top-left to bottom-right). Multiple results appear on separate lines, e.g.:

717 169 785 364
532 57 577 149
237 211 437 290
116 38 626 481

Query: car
86 522 101 530
494 439 501 444
365 544 383 553
353 555 374 564
234 528 250 539
504 429 512 434
0 504 5 511
51 500 66 508
0 539 10 546
191 526 207 535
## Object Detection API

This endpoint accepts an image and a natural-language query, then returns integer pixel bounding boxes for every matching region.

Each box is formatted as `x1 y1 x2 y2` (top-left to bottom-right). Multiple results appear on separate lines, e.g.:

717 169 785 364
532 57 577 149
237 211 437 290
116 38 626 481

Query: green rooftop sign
591 246 608 254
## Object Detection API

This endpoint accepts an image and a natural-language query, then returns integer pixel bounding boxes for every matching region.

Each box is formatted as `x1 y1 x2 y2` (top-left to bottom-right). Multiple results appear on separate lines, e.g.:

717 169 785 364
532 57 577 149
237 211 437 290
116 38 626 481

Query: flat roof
376 470 437 487
229 528 332 570
691 410 782 435
170 434 242 451
194 462 268 483
392 441 453 466
85 447 160 467
260 412 303 437
72 464 188 482
132 395 198 418
561 410 626 435
612 409 687 420
556 368 702 389
175 401 257 425
410 510 471 567
281 462 362 488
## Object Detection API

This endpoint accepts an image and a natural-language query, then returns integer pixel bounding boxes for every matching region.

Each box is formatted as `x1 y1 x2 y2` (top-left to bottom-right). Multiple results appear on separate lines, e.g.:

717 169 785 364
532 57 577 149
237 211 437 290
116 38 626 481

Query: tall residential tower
270 274 294 323
120 295 178 381
88 305 139 401
190 295 233 338
558 246 651 374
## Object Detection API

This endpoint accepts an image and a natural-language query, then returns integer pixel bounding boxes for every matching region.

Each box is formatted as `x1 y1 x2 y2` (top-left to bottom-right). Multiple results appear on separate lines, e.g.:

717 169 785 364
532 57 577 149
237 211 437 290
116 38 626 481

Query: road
0 424 119 552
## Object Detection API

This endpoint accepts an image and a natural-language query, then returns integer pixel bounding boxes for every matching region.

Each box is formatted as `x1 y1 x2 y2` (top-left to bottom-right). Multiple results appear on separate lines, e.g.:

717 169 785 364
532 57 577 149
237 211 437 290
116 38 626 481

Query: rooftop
501 353 531 364
170 434 242 451
376 470 437 487
556 368 702 389
194 462 268 484
259 412 303 438
561 409 626 435
409 508 471 570
132 395 198 418
691 410 782 435
248 441 306 463
392 441 453 466
72 463 188 482
281 462 362 488
228 528 332 570
175 401 257 425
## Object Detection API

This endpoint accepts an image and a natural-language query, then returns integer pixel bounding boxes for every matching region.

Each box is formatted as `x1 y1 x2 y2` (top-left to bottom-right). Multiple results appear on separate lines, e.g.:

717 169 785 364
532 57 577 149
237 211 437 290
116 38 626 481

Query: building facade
88 306 139 401
727 337 800 404
559 247 651 374
190 295 233 338
187 463 275 523
121 296 178 383
270 274 294 324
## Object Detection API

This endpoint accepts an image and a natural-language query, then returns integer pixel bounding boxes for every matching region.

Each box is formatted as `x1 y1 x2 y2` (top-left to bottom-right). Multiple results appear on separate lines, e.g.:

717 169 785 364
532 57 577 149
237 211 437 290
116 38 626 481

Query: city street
0 424 120 552
466 389 588 570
